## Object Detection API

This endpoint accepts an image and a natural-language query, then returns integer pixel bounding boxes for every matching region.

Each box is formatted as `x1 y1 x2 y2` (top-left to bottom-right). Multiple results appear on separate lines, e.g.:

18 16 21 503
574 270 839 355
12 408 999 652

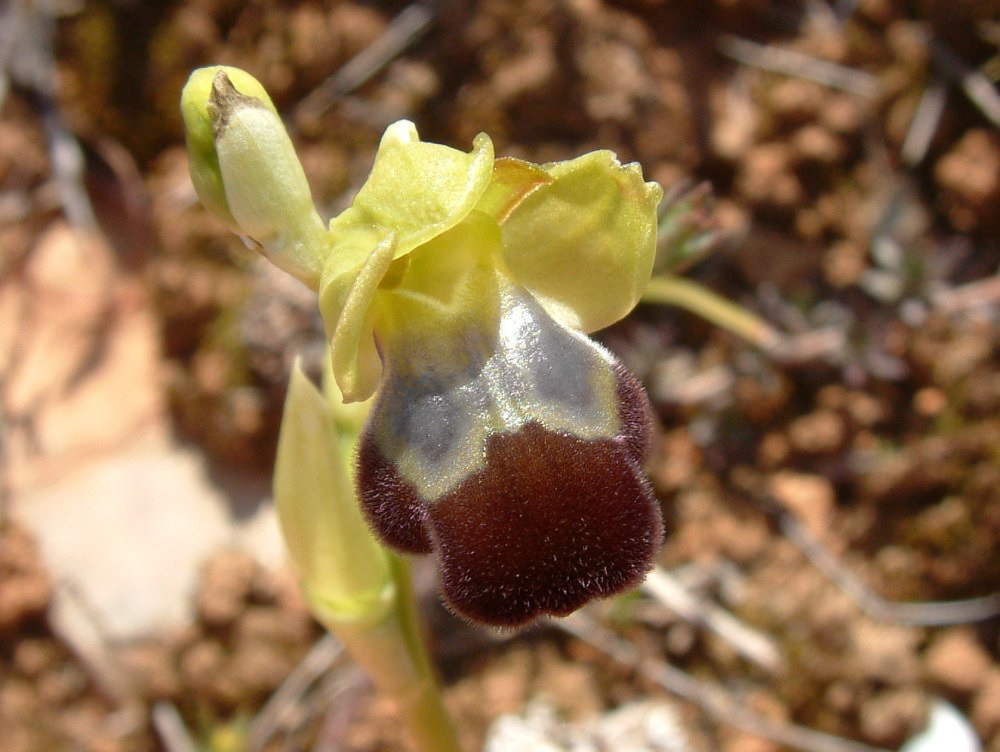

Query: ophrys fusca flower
181 66 664 626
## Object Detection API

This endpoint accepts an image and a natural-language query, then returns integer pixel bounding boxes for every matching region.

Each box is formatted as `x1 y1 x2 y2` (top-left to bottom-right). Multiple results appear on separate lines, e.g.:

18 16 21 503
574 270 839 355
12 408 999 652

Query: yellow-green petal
319 228 398 403
275 361 393 624
499 150 663 333
328 121 495 259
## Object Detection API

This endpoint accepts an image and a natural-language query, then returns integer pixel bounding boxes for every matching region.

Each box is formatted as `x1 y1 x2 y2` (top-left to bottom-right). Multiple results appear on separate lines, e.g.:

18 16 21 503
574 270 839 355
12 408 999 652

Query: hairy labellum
358 243 662 626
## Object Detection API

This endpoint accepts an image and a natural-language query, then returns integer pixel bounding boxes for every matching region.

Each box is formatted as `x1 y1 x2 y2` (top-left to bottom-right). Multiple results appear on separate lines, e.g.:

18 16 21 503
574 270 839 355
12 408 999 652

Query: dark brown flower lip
356 357 655 559
355 274 662 626
425 421 662 626
356 430 434 555
357 363 662 627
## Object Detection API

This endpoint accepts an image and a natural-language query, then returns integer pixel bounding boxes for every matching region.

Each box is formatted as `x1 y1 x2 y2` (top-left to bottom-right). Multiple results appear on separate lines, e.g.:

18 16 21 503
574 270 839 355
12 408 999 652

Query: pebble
925 628 993 696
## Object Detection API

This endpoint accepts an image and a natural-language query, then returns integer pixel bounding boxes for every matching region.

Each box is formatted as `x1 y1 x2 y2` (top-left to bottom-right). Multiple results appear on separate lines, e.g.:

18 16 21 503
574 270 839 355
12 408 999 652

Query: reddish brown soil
2 1 999 751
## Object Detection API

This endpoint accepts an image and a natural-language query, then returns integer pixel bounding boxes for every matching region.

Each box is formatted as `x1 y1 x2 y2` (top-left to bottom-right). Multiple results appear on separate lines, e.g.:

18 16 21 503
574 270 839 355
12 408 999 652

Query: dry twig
247 634 345 752
927 32 1000 128
932 274 1000 316
0 0 96 229
296 3 437 120
717 34 880 97
771 499 1000 626
641 565 784 673
47 580 135 704
311 666 372 752
555 611 891 752
901 78 949 167
151 702 198 752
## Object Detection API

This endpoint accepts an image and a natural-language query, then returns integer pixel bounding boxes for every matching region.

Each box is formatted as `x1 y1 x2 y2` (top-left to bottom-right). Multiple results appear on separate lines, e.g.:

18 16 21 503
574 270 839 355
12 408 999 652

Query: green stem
312 556 462 752
642 275 780 350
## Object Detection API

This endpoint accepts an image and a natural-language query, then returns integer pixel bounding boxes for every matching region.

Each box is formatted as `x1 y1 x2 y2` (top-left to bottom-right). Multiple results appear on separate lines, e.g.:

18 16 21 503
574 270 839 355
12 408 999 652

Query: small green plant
181 65 664 749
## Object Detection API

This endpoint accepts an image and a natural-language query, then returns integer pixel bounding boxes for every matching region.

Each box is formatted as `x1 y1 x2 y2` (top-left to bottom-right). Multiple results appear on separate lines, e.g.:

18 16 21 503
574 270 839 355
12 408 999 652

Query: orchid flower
181 66 664 627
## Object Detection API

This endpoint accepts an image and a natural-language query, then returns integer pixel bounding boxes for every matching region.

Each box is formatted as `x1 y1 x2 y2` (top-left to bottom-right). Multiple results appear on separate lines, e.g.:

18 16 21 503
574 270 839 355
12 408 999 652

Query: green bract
275 361 393 624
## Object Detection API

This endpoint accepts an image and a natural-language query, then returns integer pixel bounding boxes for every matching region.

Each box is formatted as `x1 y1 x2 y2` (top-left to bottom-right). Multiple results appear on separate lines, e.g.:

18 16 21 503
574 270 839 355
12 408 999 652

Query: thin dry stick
900 78 948 167
296 3 436 119
774 502 1000 626
0 0 96 229
248 633 345 752
310 666 371 752
151 702 198 752
933 274 1000 315
555 611 891 752
717 34 880 97
927 33 1000 128
641 565 784 673
47 581 134 704
768 327 848 364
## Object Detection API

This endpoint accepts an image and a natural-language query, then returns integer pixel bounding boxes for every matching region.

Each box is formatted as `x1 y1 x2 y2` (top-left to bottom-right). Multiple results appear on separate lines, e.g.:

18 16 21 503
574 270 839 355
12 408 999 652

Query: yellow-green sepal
275 361 394 624
328 121 495 260
499 150 663 333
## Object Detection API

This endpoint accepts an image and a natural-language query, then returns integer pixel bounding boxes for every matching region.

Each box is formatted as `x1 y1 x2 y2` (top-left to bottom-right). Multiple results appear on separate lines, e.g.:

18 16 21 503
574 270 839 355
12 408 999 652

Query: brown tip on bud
207 70 266 138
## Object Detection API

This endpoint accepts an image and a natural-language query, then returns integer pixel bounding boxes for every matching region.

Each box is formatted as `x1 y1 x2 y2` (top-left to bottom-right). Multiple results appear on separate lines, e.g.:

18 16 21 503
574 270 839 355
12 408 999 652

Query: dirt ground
2 0 1000 750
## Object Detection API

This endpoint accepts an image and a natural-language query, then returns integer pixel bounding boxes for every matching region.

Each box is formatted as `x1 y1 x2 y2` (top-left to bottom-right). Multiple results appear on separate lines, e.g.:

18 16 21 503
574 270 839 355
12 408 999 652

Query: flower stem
311 555 462 752
643 275 780 350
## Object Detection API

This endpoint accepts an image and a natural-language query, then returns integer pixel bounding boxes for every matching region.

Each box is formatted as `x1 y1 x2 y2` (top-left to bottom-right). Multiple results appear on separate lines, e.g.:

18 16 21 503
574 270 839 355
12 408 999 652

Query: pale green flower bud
180 67 327 289
181 66 274 229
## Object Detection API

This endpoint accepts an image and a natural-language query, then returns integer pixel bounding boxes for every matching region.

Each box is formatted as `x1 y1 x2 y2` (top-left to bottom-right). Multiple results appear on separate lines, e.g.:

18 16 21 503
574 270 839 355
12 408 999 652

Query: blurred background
1 0 999 750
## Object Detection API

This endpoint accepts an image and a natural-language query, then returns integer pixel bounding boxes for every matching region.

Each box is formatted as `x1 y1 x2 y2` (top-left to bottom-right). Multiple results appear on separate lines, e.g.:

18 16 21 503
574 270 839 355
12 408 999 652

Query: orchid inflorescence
181 66 664 627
